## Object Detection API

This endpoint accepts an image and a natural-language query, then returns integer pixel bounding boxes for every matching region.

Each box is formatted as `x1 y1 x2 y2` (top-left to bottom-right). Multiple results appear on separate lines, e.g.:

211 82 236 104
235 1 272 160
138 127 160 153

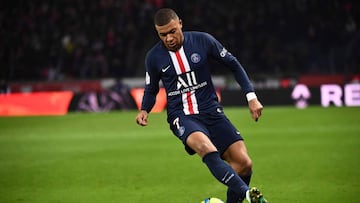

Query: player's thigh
186 131 217 158
208 114 243 155
222 140 252 174
169 115 214 156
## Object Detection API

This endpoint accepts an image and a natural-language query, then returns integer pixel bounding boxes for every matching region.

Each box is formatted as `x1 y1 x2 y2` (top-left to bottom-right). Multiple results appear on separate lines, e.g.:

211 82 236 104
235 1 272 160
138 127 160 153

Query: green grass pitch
0 106 359 203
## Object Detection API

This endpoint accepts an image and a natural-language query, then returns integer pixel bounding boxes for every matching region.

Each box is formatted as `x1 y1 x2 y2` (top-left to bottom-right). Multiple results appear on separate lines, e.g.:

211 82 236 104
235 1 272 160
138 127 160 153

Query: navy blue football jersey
141 31 254 120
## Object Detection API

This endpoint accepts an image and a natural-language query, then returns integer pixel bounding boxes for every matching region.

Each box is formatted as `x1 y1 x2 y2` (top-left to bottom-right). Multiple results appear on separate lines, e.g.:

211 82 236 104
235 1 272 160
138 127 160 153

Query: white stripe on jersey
169 47 199 115
169 47 191 74
182 91 199 115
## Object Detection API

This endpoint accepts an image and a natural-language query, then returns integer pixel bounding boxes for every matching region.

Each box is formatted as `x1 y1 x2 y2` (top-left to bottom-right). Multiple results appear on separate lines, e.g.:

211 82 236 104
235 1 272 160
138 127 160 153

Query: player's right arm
136 110 148 126
135 51 160 126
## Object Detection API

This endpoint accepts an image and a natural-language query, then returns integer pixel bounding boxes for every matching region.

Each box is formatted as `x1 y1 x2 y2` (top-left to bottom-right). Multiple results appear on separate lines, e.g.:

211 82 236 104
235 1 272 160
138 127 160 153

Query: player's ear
178 19 183 28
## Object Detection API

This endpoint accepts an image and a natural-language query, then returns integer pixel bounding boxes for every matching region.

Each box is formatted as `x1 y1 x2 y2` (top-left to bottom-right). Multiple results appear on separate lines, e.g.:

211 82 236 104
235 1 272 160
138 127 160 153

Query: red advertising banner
130 88 167 113
10 80 104 93
0 91 74 116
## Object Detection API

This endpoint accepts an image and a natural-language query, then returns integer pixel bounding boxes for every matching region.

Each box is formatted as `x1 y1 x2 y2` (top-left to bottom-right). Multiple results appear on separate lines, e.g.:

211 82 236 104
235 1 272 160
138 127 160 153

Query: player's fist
136 110 149 126
248 99 263 122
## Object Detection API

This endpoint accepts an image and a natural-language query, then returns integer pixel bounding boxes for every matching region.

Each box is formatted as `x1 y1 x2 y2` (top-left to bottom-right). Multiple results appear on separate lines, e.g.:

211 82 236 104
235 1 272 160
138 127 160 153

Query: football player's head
154 8 184 52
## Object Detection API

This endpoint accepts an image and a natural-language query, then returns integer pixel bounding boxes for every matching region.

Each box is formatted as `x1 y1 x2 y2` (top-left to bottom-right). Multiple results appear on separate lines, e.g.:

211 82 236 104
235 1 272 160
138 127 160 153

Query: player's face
155 19 184 52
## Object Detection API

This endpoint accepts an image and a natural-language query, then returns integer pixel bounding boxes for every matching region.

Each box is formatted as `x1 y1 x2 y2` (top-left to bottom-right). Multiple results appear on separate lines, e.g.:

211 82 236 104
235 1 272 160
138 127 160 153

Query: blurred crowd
1 0 359 82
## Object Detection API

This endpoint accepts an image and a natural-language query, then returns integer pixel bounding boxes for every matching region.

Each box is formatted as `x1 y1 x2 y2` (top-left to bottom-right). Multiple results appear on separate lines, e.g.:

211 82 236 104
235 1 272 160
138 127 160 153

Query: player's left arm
247 95 263 122
206 33 263 121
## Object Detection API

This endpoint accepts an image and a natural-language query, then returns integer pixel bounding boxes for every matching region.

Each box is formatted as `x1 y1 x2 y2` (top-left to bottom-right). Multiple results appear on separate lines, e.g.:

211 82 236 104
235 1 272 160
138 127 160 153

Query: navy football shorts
169 107 243 155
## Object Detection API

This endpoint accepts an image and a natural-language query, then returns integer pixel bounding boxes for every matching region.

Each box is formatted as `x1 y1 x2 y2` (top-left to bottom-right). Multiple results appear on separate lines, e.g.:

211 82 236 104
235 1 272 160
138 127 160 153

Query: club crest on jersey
178 126 185 137
190 53 201 63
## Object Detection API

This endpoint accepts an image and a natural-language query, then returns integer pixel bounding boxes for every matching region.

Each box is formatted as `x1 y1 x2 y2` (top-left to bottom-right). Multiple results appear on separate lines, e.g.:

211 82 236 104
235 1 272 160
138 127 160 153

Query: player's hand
248 98 263 122
136 110 149 126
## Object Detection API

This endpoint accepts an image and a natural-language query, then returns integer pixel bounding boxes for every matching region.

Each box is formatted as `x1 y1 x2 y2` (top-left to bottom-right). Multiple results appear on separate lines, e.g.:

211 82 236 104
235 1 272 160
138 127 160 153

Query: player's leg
186 132 249 202
222 141 253 203
186 131 217 157
222 140 253 185
207 112 267 203
206 113 253 184
170 115 254 202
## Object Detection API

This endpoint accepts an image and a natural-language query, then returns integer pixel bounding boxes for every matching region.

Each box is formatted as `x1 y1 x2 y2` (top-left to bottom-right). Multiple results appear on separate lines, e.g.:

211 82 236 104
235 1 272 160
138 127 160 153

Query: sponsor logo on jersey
177 71 197 89
220 47 228 57
169 47 199 115
161 64 171 72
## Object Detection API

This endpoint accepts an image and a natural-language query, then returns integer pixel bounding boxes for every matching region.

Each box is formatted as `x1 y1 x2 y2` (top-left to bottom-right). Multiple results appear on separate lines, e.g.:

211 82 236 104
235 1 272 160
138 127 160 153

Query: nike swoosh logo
161 65 171 72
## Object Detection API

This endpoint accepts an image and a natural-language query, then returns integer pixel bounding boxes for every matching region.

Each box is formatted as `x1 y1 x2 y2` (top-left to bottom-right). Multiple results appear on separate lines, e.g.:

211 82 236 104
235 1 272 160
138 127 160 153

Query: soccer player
135 8 267 203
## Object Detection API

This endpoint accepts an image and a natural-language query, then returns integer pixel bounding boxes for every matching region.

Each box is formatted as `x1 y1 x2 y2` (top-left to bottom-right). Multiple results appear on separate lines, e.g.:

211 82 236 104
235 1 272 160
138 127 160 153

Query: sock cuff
202 151 220 163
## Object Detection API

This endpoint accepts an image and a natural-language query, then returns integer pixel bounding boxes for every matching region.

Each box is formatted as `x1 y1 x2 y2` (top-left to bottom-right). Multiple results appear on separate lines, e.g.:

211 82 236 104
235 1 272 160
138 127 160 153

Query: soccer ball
201 197 224 203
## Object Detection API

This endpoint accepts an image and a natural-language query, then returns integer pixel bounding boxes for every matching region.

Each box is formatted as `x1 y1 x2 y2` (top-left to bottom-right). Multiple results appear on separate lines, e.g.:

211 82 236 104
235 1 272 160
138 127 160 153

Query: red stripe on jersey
186 92 194 114
175 51 186 73
175 51 194 114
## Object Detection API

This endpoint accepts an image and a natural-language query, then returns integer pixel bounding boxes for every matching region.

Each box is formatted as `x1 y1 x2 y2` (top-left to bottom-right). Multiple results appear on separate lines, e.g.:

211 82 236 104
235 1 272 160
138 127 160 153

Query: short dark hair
154 8 179 26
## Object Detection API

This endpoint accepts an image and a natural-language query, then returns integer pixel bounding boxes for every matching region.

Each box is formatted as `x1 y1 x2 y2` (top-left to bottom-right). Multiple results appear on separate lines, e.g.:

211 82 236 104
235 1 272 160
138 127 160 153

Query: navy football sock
202 152 248 201
226 171 252 203
241 170 252 186
226 188 240 203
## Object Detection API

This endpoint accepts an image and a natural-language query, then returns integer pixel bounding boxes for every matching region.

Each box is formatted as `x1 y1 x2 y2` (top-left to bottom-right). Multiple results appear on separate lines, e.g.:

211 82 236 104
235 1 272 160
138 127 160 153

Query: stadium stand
0 0 359 83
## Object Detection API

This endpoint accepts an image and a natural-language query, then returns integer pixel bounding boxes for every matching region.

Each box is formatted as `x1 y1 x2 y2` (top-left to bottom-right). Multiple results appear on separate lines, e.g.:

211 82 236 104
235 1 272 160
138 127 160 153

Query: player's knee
233 158 252 176
193 142 218 157
196 143 217 157
186 132 217 157
242 158 253 174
